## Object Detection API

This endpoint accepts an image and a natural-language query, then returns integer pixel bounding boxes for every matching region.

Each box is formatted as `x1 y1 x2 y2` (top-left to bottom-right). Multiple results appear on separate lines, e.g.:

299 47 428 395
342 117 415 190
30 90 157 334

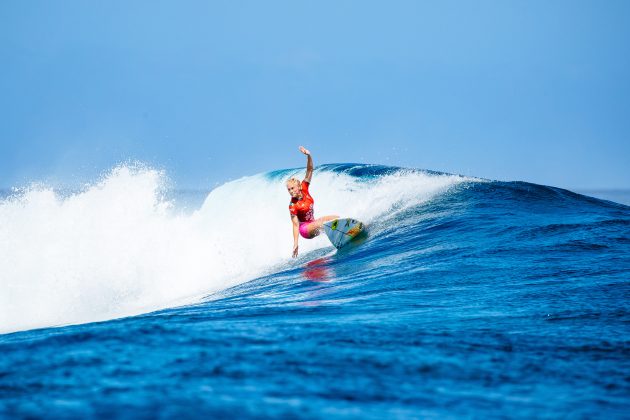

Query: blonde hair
286 177 301 187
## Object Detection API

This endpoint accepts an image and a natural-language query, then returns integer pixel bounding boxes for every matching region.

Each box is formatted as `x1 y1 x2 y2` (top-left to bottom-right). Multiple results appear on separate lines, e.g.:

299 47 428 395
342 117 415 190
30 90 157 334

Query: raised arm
299 146 313 183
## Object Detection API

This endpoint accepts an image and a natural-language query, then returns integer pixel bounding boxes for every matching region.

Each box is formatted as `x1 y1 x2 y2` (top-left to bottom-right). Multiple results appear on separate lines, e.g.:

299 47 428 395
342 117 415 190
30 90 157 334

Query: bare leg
306 215 339 237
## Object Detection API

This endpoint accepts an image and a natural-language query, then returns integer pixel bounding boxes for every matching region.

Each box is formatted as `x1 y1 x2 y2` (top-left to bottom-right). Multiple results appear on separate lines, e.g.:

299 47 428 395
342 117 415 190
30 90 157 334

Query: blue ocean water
1 164 629 418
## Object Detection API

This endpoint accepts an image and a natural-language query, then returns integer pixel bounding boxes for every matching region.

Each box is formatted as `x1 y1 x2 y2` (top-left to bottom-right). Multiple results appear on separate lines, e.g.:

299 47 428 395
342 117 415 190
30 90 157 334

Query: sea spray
0 164 470 333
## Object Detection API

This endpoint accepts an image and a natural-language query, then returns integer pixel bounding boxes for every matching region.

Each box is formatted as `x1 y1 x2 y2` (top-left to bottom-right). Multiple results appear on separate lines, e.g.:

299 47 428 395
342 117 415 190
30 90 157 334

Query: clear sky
1 0 629 190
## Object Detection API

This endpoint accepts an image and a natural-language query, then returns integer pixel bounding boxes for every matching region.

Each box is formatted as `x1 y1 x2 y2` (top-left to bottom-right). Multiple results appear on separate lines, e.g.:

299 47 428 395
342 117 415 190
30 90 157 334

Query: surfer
288 146 339 258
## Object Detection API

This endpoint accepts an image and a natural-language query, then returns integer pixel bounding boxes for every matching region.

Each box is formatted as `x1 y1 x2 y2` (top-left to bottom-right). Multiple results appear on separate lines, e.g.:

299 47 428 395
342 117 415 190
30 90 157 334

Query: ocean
1 164 629 418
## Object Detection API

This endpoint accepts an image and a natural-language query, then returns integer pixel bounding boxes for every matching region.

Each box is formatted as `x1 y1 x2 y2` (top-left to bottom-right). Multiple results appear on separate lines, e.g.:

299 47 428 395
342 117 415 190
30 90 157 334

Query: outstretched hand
292 245 299 258
299 146 311 156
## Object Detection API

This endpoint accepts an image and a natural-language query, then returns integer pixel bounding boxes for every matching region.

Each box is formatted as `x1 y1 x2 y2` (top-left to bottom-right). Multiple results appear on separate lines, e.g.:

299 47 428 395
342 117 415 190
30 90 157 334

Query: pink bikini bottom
299 221 316 239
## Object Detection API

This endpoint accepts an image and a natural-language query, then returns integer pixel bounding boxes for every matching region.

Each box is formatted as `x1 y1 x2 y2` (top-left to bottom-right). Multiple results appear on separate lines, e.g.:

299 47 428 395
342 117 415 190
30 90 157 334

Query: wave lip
0 164 470 334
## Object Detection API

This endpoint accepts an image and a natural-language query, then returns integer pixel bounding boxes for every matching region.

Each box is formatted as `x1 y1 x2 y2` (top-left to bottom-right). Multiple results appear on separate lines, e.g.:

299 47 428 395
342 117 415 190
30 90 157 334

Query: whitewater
1 163 628 418
0 164 469 334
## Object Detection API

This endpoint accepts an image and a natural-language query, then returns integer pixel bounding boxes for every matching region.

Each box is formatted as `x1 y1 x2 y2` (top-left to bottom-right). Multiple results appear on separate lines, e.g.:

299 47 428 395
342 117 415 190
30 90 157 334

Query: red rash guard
289 181 315 223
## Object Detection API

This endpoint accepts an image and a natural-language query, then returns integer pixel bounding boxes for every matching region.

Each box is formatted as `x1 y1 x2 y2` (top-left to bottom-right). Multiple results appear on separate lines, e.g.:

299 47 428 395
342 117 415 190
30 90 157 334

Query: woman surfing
287 146 339 258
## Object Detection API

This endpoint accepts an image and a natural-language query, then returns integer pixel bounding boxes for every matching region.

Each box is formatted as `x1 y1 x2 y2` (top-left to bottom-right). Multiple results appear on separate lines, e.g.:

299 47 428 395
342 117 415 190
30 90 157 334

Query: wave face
0 164 469 334
1 164 628 417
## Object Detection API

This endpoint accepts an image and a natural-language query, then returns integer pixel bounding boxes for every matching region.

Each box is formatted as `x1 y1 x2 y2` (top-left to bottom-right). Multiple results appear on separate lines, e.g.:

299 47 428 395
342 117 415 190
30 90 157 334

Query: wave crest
0 164 470 333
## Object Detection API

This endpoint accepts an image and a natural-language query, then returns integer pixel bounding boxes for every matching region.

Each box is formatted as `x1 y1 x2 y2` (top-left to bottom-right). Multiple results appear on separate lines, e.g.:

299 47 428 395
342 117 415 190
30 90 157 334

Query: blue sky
1 0 629 189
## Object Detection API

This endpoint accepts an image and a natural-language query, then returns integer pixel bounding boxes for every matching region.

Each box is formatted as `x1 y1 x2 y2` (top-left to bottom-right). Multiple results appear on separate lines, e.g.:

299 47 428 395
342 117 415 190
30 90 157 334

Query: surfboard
323 218 366 249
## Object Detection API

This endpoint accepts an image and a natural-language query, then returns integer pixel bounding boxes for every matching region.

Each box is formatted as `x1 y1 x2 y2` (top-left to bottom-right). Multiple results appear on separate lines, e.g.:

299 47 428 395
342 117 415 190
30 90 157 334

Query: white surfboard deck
323 218 366 249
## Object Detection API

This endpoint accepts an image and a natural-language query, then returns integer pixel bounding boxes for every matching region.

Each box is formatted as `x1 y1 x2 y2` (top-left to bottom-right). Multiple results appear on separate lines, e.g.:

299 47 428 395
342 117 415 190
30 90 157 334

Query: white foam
0 165 469 334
